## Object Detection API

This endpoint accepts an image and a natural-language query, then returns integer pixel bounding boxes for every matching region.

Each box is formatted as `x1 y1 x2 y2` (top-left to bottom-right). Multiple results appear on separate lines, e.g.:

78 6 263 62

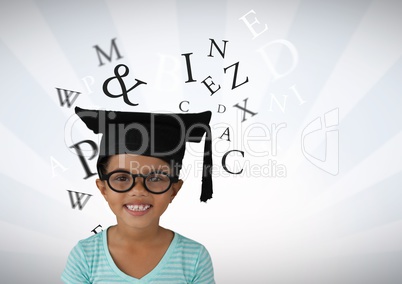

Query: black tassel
200 126 213 202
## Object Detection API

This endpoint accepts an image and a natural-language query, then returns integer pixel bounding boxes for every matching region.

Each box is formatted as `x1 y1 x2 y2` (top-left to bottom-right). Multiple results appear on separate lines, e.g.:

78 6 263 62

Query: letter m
93 37 123 66
67 190 92 210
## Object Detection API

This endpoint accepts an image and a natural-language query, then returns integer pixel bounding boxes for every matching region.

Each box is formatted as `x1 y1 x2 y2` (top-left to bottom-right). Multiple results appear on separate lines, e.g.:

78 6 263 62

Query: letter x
233 98 258 122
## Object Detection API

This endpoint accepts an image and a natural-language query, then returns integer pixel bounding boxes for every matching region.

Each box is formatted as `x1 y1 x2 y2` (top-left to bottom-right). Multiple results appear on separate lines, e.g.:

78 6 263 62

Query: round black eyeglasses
100 170 179 194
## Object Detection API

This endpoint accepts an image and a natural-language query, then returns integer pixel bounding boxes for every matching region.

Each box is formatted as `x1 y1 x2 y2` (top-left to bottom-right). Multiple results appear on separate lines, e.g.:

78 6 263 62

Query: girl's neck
110 223 169 246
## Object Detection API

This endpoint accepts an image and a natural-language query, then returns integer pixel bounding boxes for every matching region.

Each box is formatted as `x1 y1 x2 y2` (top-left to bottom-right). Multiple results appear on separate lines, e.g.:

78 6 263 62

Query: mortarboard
75 106 213 202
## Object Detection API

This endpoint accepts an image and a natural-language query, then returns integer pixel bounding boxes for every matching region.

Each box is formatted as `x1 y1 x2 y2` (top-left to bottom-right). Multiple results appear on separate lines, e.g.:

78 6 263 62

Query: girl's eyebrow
107 167 171 174
107 167 130 172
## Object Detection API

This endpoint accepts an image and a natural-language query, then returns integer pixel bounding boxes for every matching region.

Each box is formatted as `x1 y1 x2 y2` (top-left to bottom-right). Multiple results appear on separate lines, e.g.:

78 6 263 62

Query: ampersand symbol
102 64 147 106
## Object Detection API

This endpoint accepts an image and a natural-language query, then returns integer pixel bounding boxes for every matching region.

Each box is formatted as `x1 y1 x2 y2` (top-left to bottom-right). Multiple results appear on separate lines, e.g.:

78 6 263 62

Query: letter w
67 190 92 210
56 88 80 108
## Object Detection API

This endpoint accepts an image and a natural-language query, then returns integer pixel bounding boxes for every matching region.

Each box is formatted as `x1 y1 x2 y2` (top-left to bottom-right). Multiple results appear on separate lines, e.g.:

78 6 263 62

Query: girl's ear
170 179 183 202
96 179 108 201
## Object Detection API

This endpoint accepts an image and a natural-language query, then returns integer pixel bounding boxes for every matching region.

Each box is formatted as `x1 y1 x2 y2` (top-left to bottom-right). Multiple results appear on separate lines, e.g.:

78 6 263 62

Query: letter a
219 127 231 141
50 156 68 177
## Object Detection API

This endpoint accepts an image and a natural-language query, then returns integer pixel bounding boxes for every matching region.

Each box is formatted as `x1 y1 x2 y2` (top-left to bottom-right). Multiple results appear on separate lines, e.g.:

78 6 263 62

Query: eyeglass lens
108 172 171 193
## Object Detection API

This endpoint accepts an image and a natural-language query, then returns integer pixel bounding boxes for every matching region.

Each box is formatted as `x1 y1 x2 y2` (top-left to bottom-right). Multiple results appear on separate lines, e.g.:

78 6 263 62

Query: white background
1 0 402 283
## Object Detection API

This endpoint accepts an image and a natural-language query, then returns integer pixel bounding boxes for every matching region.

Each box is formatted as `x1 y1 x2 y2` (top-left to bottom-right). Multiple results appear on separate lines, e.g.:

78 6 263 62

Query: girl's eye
112 174 131 182
148 174 168 183
148 176 161 182
116 176 128 181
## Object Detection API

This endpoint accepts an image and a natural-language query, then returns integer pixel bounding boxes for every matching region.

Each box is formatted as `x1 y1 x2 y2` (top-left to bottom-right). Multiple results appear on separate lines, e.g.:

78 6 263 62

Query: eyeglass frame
100 170 179 194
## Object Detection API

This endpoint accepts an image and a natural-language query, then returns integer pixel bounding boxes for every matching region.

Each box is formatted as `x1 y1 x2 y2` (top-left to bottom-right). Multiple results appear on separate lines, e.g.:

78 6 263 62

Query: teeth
126 204 151 211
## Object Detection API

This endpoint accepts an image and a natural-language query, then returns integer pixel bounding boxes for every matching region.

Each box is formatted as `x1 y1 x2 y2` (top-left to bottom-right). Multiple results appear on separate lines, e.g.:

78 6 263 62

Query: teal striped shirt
61 228 215 283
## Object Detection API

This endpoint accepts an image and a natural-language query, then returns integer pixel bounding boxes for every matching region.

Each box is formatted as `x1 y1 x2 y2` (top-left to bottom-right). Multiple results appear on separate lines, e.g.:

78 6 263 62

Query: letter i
181 53 197 83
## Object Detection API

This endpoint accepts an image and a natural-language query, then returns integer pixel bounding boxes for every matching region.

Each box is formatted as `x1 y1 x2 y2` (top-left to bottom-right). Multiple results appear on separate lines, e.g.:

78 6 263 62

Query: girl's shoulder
172 232 209 255
75 229 105 253
174 232 202 246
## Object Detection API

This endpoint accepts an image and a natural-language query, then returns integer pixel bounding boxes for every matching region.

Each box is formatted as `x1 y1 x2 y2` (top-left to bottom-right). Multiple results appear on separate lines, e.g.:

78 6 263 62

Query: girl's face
96 154 183 231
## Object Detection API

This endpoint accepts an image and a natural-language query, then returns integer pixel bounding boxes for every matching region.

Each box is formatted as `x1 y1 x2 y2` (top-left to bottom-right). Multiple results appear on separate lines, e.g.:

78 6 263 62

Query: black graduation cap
75 106 213 202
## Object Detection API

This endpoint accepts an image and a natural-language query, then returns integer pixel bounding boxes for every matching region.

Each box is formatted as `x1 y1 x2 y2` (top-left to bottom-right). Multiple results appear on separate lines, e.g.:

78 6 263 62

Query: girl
61 107 215 283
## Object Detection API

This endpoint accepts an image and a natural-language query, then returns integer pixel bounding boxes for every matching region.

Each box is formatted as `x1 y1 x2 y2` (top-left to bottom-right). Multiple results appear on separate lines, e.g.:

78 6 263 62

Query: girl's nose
129 176 149 196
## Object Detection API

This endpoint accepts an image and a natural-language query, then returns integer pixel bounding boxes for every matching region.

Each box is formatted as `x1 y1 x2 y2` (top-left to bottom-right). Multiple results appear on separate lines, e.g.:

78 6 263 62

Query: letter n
67 190 92 210
208 39 229 58
93 37 123 67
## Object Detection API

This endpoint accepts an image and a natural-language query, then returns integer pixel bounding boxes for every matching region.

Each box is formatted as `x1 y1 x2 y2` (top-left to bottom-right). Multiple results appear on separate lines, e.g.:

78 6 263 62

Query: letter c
179 100 190 112
222 150 244 175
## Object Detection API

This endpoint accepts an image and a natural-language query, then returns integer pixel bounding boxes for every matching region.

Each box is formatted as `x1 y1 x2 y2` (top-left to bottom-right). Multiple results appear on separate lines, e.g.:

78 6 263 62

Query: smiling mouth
125 204 152 212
